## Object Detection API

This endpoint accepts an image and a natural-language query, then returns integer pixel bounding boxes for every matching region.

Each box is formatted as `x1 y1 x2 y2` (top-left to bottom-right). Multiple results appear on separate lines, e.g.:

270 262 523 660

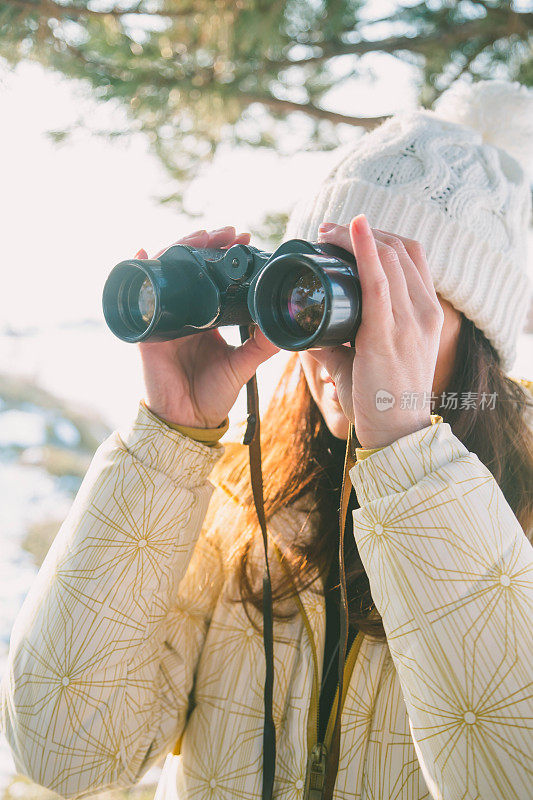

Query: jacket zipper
304 742 328 800
303 631 363 799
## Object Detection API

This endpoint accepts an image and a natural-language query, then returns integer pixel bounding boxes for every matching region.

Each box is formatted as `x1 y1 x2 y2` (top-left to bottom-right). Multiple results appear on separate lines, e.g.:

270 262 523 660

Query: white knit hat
285 80 533 371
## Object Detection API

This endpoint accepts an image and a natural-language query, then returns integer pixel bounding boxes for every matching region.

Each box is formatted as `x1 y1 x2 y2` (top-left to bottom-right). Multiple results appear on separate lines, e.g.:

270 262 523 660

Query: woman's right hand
136 226 280 429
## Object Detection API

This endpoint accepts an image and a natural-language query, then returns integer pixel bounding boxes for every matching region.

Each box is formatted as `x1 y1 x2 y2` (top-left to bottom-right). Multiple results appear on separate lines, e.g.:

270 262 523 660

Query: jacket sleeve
0 401 225 800
349 419 533 800
157 403 230 445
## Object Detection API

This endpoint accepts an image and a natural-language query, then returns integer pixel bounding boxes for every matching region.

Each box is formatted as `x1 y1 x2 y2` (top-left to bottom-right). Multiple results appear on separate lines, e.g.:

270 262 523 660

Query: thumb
229 327 280 386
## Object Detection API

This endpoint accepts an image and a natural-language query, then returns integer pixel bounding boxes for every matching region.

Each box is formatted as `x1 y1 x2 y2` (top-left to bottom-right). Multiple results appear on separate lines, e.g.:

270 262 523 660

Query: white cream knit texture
285 95 532 371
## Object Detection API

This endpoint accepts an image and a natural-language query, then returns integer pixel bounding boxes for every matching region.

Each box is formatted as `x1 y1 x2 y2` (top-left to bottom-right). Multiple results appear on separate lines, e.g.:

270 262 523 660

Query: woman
2 80 533 800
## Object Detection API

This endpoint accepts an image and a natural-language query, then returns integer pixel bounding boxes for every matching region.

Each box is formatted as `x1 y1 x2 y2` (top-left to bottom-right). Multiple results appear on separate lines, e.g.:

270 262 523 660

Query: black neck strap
239 326 353 800
240 326 276 800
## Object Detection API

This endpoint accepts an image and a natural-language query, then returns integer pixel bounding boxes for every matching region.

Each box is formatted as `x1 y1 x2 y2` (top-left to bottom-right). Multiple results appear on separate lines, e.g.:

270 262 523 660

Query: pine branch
6 0 200 20
430 38 492 103
45 31 389 131
237 92 388 129
267 13 533 71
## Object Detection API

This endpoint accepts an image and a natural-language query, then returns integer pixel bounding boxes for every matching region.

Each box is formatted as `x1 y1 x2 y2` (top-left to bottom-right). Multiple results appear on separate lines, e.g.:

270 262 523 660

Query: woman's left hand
311 215 444 449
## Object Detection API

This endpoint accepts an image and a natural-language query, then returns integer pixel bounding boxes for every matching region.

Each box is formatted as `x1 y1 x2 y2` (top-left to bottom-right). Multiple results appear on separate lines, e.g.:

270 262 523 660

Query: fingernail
182 229 207 239
135 248 148 259
318 222 337 233
352 214 371 234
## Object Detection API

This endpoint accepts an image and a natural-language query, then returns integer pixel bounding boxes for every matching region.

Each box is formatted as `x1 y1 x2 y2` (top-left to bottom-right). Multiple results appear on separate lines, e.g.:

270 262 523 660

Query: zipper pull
304 742 328 799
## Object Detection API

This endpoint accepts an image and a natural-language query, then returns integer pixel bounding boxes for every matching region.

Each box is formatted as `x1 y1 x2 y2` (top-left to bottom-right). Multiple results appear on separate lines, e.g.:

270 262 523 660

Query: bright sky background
0 51 530 429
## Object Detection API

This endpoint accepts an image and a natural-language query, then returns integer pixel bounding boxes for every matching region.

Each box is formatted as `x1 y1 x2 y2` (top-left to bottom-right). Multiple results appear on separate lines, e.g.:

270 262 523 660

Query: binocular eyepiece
102 239 362 351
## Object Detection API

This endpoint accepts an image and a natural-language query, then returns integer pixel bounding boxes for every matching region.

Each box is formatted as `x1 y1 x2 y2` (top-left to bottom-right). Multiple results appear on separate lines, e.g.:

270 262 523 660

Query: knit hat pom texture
433 80 533 177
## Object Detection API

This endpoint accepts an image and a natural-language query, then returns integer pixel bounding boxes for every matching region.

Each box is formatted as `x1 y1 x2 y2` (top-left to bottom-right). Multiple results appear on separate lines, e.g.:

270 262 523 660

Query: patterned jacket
1 381 533 800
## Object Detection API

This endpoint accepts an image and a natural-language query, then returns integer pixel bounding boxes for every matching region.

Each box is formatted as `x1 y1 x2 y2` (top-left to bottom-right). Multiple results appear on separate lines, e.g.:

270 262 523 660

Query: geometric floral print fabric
350 422 533 799
1 394 532 799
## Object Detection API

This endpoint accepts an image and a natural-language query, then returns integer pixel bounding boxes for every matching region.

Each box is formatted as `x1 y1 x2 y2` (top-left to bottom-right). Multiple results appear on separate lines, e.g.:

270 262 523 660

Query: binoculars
102 239 361 351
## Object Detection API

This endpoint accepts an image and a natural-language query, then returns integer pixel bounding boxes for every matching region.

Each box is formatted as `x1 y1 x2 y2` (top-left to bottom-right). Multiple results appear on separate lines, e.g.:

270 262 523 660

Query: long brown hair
207 315 533 641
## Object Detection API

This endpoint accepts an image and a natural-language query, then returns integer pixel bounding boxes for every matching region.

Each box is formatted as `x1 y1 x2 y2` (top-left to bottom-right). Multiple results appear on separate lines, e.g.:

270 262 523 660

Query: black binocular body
102 239 362 351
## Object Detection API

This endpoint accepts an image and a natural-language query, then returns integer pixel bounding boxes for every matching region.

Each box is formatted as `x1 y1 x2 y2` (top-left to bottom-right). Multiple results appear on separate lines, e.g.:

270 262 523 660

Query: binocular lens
138 277 156 324
117 271 156 334
284 270 325 334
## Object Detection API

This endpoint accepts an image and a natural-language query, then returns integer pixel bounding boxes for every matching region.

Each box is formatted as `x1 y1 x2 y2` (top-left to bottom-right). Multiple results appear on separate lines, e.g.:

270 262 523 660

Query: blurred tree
0 0 531 211
254 211 290 249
